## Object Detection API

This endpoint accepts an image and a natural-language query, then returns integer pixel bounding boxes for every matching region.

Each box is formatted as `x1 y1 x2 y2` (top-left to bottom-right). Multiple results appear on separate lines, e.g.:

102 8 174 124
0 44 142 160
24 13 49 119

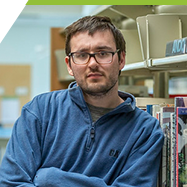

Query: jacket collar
68 81 136 113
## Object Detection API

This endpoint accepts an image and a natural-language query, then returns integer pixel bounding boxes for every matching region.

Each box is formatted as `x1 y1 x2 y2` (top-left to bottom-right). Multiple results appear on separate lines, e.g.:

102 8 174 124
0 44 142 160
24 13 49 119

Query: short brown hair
64 16 126 60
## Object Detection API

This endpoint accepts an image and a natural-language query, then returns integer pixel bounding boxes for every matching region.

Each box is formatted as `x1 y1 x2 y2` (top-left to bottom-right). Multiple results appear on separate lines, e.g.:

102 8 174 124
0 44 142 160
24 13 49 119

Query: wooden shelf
50 28 73 91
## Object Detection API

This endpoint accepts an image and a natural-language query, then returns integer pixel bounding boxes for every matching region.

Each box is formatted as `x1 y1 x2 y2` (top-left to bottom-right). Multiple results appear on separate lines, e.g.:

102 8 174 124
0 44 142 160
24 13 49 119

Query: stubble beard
79 76 118 98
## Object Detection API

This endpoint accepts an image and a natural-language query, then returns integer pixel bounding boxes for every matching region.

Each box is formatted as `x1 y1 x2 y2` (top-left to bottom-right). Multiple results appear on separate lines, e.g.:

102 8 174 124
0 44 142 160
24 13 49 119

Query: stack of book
136 97 187 187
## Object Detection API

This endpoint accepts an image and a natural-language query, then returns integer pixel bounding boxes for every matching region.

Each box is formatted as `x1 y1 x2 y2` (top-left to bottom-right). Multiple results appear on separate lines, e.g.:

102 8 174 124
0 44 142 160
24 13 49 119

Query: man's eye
98 52 109 57
97 52 104 56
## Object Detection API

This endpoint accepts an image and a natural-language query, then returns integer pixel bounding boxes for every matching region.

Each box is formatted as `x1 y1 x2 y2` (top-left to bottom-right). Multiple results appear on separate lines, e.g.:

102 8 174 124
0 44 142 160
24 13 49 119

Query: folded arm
0 105 42 186
34 130 163 187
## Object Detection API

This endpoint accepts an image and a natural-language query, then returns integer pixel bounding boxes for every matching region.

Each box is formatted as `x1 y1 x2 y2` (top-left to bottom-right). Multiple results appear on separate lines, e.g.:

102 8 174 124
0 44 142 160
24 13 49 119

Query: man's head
64 16 126 60
64 16 126 99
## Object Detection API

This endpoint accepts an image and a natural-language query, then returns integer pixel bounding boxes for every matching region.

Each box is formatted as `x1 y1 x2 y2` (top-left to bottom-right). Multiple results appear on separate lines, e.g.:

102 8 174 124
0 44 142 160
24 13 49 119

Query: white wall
0 24 50 98
0 5 100 99
0 7 81 99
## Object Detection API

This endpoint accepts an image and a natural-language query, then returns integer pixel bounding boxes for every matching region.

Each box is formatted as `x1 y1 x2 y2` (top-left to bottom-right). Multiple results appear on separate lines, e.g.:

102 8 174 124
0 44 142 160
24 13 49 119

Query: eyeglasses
68 49 120 65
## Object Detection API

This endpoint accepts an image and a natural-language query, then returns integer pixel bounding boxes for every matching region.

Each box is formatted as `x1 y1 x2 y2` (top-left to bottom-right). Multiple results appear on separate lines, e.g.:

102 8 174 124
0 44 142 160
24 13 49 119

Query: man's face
65 30 125 96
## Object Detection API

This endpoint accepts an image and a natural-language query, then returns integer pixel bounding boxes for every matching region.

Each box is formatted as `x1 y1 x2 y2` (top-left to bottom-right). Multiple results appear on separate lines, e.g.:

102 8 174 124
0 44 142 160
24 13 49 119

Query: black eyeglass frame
68 49 120 65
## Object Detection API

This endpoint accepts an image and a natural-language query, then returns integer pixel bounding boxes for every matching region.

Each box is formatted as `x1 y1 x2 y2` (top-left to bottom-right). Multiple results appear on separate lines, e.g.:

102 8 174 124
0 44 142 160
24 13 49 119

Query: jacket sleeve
33 124 164 187
0 105 42 186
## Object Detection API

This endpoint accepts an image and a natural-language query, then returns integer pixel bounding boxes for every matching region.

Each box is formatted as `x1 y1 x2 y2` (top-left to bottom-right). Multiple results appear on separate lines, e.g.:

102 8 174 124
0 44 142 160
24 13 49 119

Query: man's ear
65 56 74 76
119 51 125 70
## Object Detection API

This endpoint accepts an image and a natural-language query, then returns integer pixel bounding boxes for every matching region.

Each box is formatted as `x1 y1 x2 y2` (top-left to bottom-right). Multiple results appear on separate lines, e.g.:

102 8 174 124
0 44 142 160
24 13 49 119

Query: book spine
176 107 187 187
170 112 176 187
174 97 187 187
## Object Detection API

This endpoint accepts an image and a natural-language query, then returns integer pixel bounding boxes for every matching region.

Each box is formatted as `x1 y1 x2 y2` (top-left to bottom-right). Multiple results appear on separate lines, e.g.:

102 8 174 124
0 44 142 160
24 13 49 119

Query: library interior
0 5 187 187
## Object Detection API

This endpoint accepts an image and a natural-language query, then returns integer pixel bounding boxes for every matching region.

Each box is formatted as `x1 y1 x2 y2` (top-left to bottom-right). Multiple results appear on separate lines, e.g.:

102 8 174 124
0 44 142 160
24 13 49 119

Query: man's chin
82 85 111 97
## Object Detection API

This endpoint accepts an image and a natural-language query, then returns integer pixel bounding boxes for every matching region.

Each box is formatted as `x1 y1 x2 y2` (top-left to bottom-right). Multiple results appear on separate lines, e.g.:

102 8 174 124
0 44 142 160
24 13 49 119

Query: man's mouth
87 73 103 79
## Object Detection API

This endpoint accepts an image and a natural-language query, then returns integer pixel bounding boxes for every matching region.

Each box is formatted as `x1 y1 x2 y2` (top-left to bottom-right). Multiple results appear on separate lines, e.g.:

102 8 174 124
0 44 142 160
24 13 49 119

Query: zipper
86 122 95 151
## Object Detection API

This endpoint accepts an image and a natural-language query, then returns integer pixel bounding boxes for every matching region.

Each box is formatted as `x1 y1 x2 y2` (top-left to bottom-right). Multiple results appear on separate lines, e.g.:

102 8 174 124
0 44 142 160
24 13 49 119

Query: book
160 106 174 187
175 97 187 109
146 104 153 115
160 106 175 133
176 107 187 187
175 97 187 187
152 104 160 118
170 112 176 187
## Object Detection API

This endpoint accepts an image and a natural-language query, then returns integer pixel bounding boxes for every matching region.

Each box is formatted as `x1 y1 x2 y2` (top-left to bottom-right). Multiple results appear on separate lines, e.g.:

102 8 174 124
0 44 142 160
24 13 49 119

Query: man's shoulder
134 106 160 125
35 89 68 101
24 89 69 109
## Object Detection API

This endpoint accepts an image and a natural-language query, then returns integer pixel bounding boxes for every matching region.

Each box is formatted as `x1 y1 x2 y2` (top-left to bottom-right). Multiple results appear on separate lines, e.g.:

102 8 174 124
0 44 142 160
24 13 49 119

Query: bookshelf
50 6 187 97
148 54 187 70
93 5 187 98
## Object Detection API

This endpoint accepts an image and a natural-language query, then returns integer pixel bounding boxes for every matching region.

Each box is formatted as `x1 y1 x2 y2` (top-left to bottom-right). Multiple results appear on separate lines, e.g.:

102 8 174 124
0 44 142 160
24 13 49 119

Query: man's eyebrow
74 46 114 53
74 48 88 53
95 46 114 51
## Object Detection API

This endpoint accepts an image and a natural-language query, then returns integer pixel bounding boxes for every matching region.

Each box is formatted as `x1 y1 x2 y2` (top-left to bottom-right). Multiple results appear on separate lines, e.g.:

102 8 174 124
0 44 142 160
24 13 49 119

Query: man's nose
87 55 99 68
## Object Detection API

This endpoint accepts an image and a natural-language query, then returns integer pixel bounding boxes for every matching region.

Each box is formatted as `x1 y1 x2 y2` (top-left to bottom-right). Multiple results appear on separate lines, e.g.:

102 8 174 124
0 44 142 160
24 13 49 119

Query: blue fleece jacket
0 82 164 187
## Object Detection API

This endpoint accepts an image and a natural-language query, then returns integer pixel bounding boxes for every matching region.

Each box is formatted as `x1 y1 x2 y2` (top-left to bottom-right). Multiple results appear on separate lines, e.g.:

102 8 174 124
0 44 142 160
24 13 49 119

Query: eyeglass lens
72 52 113 64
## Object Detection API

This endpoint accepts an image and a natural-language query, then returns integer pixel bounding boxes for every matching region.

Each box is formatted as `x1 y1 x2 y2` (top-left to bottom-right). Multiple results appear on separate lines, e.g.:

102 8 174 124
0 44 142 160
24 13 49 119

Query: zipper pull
90 127 95 139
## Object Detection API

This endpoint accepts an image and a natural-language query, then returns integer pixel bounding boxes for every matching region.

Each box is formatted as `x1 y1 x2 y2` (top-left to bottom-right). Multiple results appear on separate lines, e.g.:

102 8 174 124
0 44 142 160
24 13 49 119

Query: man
0 16 164 187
